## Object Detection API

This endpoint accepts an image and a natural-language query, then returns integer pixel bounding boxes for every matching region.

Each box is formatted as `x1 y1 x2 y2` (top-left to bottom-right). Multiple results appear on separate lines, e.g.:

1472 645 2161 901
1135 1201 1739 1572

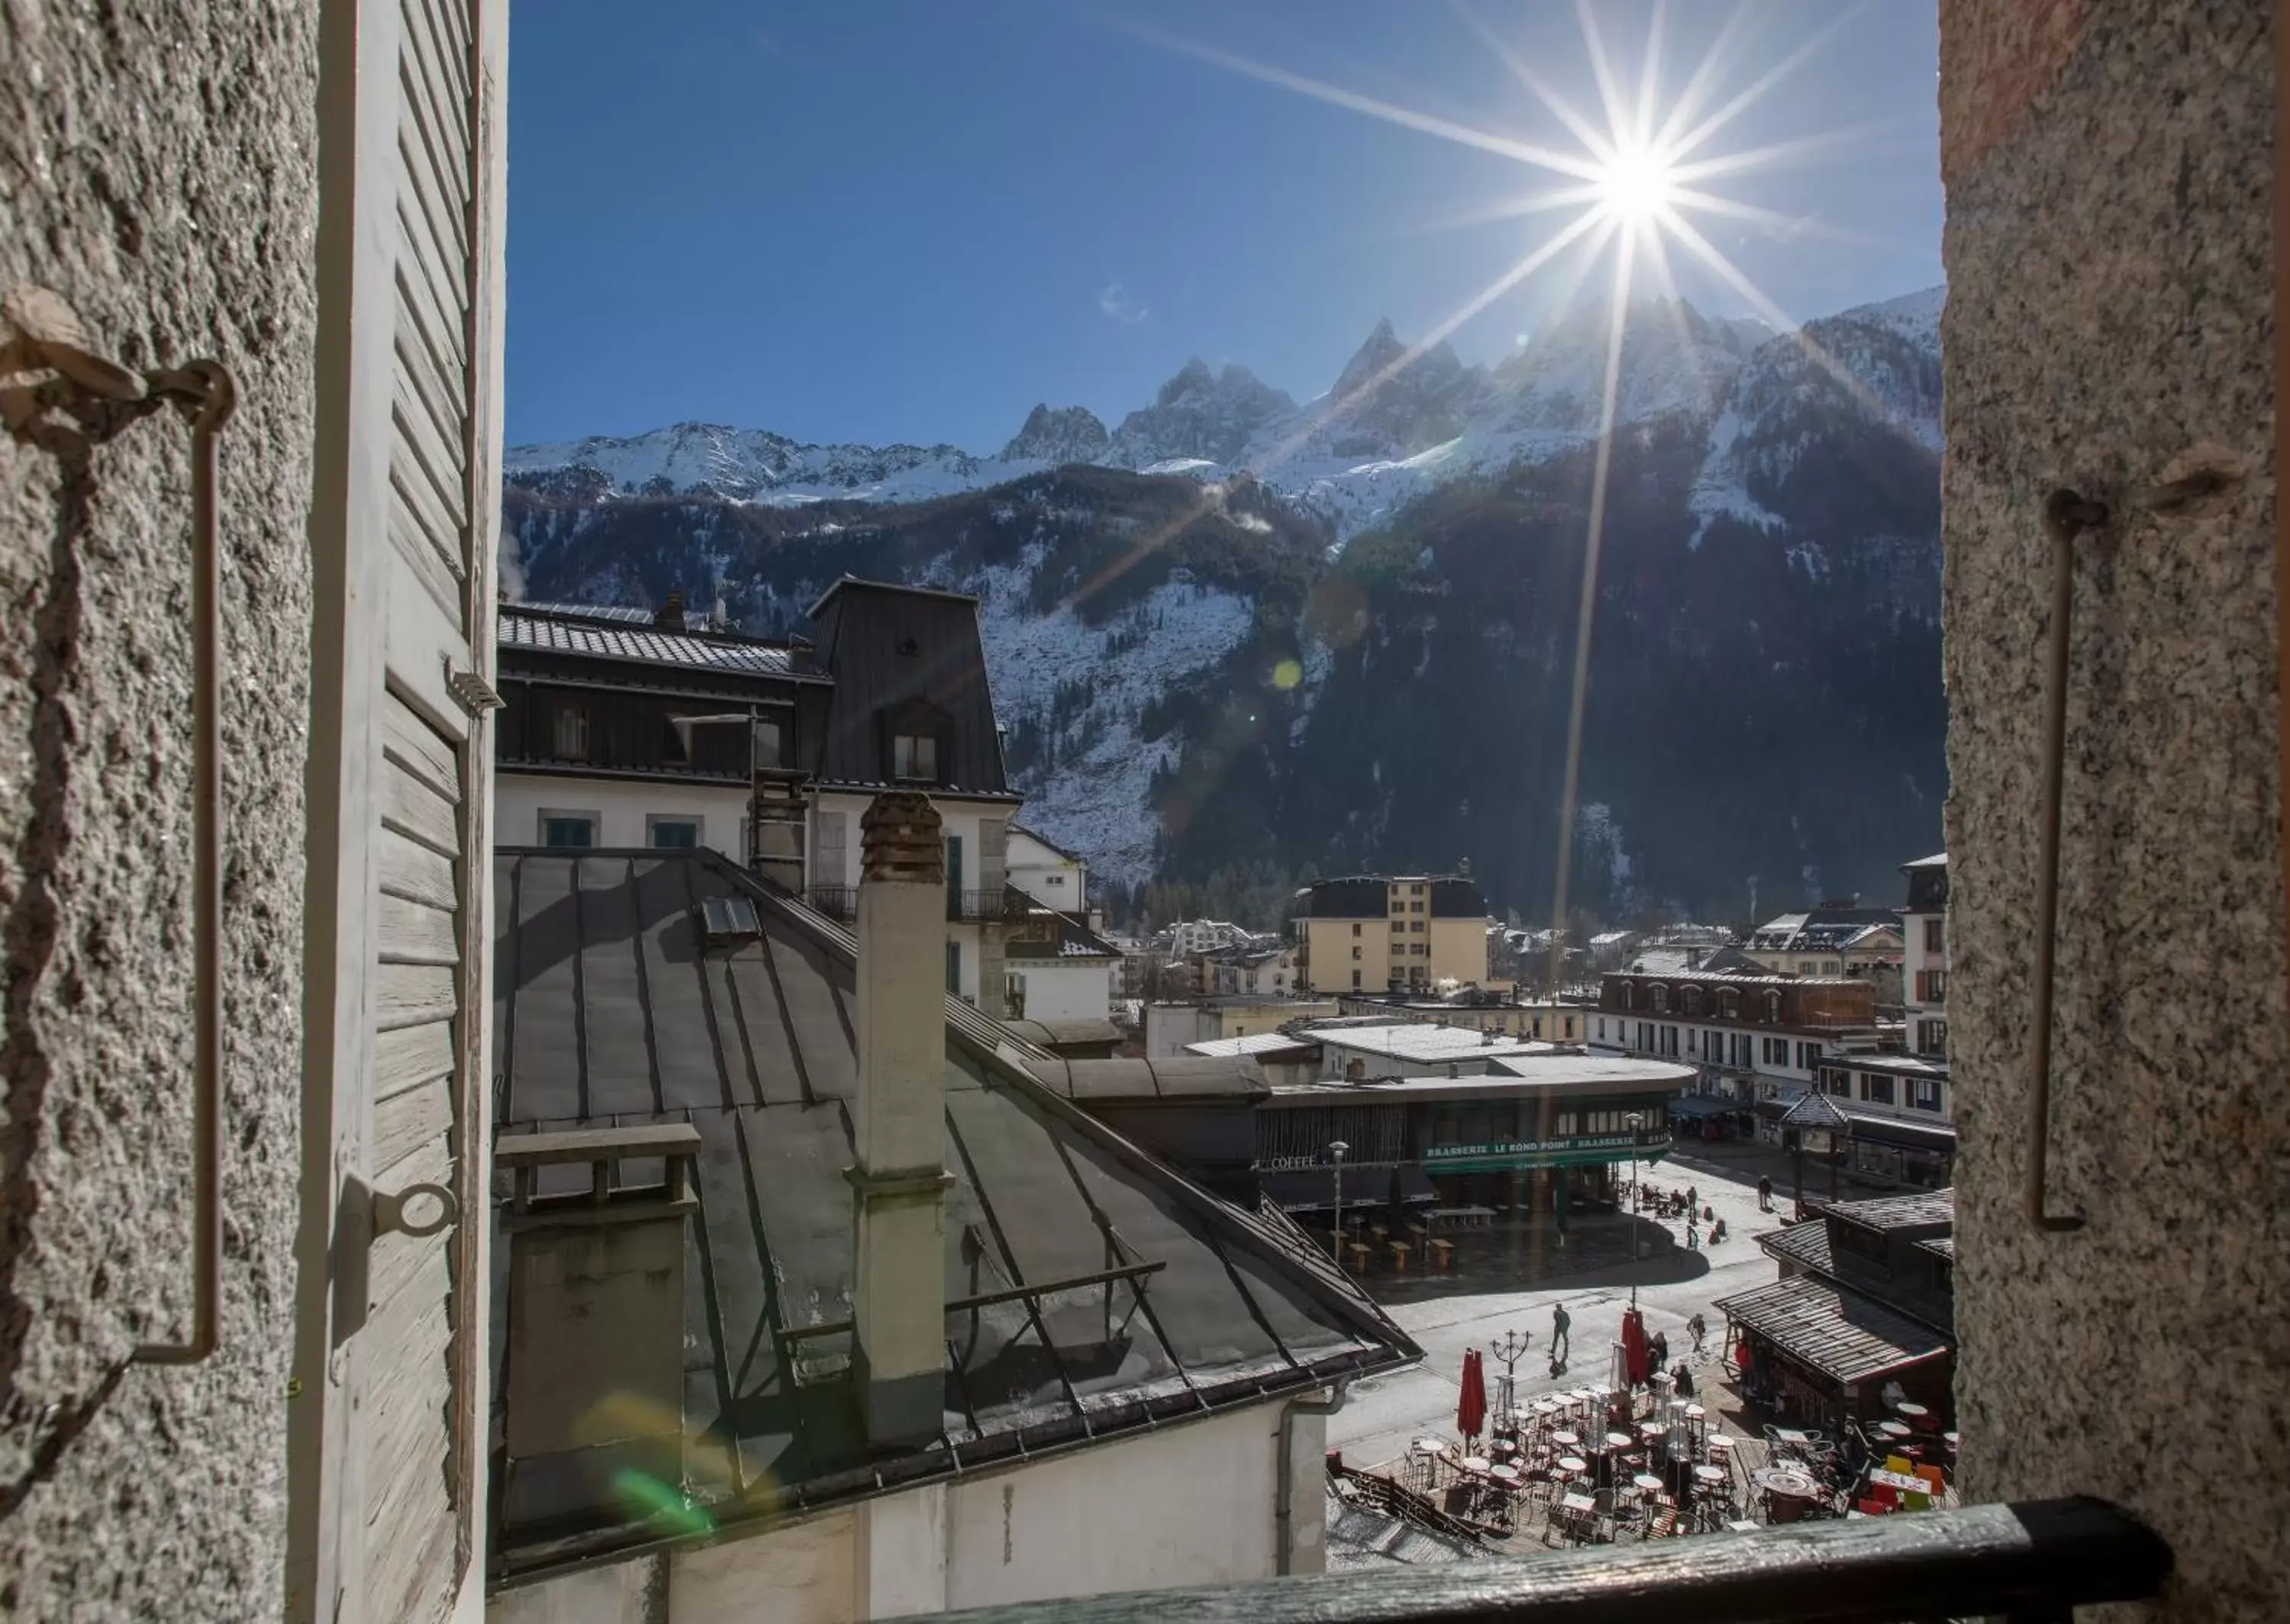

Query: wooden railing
923 1498 2169 1624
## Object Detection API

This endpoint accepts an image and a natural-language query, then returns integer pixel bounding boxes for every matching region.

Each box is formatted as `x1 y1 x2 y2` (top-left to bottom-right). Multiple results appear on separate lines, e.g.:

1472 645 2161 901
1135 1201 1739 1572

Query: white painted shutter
295 1 505 1621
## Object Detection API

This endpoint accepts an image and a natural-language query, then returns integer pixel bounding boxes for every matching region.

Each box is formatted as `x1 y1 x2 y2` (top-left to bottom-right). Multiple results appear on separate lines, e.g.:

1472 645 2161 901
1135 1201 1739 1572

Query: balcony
947 888 1028 923
935 1497 2167 1623
803 884 856 921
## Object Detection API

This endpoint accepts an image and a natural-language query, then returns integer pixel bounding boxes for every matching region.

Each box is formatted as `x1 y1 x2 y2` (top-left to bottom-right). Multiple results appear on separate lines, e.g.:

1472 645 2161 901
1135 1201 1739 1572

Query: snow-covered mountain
503 285 1947 916
505 285 1943 546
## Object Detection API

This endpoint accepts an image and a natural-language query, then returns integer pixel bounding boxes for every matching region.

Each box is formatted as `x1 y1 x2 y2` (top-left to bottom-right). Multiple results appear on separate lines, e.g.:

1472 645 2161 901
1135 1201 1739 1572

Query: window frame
647 814 702 850
551 700 591 762
539 808 600 849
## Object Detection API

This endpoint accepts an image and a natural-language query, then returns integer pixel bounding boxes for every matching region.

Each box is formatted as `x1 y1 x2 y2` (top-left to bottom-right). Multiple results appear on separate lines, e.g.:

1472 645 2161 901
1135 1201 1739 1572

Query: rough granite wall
0 2 317 1616
1939 3 2284 1620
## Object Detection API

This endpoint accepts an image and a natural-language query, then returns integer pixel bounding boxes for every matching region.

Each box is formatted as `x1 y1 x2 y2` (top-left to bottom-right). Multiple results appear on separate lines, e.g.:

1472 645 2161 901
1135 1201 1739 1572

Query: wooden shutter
294 1 505 1621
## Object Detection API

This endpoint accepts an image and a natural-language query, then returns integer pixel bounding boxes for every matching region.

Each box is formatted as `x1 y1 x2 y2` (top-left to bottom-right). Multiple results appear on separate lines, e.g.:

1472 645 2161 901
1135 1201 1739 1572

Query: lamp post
1625 1111 1646 1260
1327 1140 1350 1257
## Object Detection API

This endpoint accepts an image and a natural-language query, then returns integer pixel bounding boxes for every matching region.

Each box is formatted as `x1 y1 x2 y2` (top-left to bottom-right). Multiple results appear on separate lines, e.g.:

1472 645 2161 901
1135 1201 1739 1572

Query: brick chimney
653 589 687 631
849 792 953 1448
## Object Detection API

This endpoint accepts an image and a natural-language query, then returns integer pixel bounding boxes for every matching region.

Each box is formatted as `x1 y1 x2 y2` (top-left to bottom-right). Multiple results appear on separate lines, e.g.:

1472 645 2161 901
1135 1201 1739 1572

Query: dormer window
1651 985 1669 1013
894 733 939 782
1719 988 1740 1019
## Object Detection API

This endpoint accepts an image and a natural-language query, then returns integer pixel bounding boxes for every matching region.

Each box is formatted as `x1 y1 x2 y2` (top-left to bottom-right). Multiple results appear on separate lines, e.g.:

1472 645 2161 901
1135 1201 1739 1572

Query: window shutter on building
293 2 506 1620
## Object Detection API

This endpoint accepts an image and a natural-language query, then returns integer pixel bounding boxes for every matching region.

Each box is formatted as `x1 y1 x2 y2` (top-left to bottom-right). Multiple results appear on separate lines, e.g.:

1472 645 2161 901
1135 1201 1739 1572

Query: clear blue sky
505 1 1942 452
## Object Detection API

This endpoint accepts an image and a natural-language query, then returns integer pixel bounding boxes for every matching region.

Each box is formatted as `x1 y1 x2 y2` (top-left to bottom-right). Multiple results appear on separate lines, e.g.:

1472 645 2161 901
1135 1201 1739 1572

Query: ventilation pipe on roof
850 792 955 1449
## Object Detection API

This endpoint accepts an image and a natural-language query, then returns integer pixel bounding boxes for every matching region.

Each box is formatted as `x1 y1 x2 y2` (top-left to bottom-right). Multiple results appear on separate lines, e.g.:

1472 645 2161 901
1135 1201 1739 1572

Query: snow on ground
961 549 1258 884
1686 407 1786 547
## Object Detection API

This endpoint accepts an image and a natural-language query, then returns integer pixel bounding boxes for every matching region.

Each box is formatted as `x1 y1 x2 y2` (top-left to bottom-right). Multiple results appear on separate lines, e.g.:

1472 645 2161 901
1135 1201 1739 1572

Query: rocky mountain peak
1000 403 1111 465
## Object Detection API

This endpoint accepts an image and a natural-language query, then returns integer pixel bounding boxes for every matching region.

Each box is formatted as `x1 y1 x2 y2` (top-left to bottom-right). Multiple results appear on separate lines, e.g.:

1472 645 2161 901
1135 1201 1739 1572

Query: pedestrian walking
1686 1216 1699 1249
1757 1174 1772 1212
1551 1302 1571 1365
1688 1312 1707 1355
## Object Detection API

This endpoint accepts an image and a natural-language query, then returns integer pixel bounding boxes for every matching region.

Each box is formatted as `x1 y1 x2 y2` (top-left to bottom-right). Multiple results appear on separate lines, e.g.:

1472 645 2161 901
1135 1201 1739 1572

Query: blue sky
505 1 1942 452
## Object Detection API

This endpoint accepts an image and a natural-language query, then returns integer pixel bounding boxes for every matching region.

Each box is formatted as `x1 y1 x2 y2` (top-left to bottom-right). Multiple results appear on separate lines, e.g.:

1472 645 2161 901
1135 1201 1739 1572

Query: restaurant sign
1422 1133 1659 1172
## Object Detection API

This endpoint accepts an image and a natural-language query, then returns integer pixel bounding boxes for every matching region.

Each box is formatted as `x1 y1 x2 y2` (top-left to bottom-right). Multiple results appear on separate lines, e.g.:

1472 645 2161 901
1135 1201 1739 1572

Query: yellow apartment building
1292 875 1491 994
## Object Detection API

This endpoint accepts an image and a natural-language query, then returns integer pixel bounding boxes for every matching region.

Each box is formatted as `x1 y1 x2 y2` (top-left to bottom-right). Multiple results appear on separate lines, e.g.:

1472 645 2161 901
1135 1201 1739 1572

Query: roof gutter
1275 1379 1348 1577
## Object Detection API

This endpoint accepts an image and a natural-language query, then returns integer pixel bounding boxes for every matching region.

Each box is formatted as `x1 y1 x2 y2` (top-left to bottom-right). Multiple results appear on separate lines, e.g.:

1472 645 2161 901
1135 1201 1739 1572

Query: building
495 578 1034 1016
1589 969 1891 1151
1331 991 1588 1044
1197 941 1302 997
1743 902 1906 997
488 827 1417 1618
1006 823 1092 919
1721 1190 1955 1434
1141 996 1341 1058
1253 1052 1695 1221
1001 895 1123 1026
1899 853 1949 1057
1159 918 1258 957
494 598 827 860
1804 1046 1956 1190
1302 1022 1558 1081
1292 875 1490 994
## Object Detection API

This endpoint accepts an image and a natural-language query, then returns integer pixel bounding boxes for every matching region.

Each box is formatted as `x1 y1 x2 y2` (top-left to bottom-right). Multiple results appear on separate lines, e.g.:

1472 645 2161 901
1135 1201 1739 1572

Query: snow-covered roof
1185 1031 1322 1059
1300 1024 1556 1065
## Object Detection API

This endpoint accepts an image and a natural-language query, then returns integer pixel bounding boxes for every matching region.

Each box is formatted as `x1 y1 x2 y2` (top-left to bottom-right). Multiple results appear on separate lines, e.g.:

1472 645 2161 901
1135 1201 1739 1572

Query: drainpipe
1275 1379 1349 1576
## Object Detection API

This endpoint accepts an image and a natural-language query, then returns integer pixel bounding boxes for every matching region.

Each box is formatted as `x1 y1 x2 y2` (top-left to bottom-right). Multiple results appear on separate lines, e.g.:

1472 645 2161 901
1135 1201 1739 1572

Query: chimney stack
849 792 953 1448
654 589 687 632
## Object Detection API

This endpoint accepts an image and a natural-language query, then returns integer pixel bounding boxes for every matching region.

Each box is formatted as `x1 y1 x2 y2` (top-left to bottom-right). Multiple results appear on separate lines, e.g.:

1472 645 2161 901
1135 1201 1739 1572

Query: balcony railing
934 1497 2168 1624
804 885 856 921
948 888 1029 923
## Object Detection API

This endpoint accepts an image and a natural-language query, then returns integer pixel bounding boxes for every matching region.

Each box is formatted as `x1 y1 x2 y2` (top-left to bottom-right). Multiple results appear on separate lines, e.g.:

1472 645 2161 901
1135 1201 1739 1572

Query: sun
1597 142 1676 222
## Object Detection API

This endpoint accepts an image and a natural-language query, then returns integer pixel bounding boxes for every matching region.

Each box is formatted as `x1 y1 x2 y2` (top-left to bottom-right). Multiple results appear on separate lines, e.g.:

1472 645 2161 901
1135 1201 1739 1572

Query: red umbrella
1621 1305 1650 1385
1456 1348 1488 1440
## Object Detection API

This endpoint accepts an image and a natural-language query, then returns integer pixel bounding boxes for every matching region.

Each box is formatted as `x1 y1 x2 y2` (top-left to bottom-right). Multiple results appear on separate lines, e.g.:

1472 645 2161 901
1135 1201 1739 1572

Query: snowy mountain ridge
505 286 1943 543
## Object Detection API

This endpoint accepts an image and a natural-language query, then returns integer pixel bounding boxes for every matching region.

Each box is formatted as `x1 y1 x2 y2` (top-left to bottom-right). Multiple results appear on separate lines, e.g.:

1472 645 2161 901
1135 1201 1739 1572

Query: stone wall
1938 2 2284 1619
0 3 318 1615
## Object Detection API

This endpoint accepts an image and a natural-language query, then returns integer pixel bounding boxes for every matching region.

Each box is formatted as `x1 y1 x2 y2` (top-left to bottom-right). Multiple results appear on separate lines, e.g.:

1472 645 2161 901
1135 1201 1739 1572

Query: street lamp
1624 1112 1646 1261
1328 1139 1350 1257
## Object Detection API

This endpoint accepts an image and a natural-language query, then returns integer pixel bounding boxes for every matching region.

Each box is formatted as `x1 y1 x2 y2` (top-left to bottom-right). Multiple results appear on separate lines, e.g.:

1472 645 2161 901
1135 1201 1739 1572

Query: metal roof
1758 1218 1836 1275
1824 1188 1957 1232
498 605 820 680
1713 1274 1951 1385
491 850 1412 1572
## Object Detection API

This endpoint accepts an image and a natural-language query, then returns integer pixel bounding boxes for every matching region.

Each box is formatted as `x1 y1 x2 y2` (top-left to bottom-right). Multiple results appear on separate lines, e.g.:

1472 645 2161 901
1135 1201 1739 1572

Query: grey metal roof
1713 1274 1950 1385
1758 1218 1836 1275
498 605 819 680
1824 1188 1957 1232
490 850 1410 1573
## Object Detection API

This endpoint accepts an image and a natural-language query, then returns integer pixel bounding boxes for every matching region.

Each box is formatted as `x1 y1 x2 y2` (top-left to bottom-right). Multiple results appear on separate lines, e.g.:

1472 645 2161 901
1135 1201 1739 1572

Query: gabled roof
1008 823 1085 863
1713 1274 1950 1384
498 602 824 682
491 850 1414 1577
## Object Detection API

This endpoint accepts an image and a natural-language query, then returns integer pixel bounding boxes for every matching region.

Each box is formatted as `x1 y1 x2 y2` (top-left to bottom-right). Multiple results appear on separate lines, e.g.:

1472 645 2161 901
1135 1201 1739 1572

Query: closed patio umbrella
1621 1304 1650 1386
1457 1348 1488 1441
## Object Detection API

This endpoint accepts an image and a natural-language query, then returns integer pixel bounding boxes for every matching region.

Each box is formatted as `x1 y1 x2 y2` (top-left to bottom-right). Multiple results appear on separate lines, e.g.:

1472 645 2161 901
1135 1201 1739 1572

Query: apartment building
495 578 1030 1013
1292 874 1490 993
1588 970 1879 1096
1900 852 1949 1057
1744 902 1906 1002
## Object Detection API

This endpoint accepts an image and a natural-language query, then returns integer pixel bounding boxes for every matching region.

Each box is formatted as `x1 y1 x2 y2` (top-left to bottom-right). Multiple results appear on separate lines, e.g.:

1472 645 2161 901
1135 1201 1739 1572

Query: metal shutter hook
2025 487 2107 1236
136 359 237 1364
